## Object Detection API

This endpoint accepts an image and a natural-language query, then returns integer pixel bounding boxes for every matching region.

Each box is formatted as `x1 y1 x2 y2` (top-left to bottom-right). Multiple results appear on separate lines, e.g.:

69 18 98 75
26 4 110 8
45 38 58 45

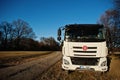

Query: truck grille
73 46 97 53
71 57 99 65
73 47 97 49
73 51 96 53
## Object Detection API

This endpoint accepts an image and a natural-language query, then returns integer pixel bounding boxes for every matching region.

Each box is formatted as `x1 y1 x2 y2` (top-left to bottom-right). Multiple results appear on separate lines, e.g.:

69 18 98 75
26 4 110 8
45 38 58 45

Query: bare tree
0 29 2 45
0 21 12 49
114 0 120 11
0 19 37 50
98 9 120 51
13 19 35 39
40 37 59 51
113 0 120 50
12 19 35 49
113 0 120 28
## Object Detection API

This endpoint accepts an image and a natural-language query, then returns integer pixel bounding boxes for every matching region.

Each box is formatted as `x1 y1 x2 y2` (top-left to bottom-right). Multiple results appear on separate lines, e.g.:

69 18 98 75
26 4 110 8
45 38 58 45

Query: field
0 51 120 80
0 51 53 68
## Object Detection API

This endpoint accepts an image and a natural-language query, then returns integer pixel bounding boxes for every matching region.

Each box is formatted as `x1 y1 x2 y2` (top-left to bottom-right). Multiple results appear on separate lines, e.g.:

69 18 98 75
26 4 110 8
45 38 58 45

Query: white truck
57 24 108 72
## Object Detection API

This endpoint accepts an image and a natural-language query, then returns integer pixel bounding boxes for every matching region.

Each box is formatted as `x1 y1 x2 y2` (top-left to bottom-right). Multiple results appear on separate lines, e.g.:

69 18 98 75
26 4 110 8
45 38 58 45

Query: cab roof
65 24 104 31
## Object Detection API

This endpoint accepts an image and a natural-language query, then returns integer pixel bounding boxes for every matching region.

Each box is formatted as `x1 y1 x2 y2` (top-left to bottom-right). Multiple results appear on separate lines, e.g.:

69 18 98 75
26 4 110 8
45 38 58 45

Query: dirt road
0 51 62 80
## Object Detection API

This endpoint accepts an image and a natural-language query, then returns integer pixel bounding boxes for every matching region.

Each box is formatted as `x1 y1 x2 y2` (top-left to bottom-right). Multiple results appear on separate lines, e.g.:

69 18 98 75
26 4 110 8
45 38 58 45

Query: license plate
80 66 86 69
80 66 89 69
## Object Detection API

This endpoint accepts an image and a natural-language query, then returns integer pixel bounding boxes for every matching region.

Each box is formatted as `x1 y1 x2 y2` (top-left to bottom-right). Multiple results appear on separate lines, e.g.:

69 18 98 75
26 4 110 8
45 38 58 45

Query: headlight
101 61 107 66
63 59 70 65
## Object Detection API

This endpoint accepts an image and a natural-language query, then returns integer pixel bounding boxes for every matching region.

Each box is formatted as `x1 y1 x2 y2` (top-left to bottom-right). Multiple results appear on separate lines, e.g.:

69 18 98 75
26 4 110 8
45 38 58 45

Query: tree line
0 19 60 51
98 0 120 51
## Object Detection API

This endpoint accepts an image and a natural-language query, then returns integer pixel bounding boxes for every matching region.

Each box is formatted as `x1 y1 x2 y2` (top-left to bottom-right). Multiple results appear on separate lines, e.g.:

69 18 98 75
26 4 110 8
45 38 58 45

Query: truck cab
58 24 108 72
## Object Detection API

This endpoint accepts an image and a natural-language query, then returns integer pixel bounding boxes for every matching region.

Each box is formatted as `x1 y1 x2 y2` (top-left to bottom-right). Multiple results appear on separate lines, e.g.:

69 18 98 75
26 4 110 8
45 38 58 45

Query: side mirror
57 36 61 41
57 28 61 41
58 28 61 36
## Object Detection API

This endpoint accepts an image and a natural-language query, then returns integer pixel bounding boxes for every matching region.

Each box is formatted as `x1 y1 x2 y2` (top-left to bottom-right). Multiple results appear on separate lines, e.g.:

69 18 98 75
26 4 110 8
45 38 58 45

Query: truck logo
82 45 88 51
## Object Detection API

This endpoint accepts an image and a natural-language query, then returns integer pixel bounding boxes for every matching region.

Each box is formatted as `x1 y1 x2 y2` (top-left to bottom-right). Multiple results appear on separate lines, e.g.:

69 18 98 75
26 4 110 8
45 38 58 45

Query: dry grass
39 61 111 80
0 51 51 58
107 54 120 79
0 51 53 68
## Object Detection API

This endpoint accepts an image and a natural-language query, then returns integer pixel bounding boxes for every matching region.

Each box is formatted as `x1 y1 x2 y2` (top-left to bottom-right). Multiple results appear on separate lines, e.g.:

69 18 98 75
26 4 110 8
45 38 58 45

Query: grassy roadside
0 51 52 58
107 54 120 79
39 61 111 80
0 51 53 68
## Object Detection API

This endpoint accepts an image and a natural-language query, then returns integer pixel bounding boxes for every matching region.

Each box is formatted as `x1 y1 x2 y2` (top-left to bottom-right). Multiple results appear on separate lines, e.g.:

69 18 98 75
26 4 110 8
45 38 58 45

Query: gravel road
0 51 62 80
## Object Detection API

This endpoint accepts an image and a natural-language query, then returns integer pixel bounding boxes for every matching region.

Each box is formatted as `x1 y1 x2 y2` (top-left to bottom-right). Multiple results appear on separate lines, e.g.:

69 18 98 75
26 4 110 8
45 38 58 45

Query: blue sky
0 0 112 40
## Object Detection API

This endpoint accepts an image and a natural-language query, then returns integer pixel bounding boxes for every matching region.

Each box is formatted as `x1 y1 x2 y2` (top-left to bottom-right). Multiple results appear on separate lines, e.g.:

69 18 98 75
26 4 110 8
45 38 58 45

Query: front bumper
62 64 108 72
62 56 108 72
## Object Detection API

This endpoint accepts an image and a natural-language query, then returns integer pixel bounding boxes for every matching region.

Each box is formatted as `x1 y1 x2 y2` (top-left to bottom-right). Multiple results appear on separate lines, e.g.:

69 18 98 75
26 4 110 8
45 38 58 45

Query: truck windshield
65 27 106 42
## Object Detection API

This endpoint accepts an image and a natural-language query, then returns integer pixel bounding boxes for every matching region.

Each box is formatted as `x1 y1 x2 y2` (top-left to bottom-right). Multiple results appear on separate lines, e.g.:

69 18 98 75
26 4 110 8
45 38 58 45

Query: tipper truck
57 24 108 72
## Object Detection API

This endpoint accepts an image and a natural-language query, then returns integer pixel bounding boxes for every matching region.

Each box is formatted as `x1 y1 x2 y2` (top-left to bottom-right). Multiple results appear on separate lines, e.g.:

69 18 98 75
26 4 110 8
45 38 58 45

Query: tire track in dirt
0 51 62 80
